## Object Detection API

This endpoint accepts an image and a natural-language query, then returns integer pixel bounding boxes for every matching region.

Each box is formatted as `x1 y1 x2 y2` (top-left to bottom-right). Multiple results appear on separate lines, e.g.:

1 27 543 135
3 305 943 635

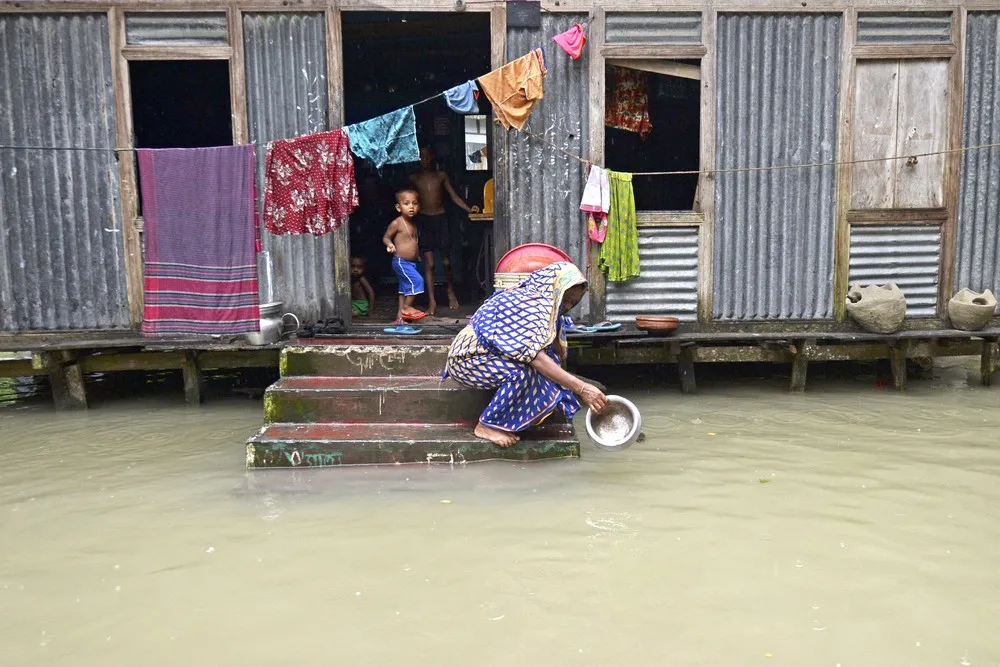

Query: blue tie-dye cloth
443 81 479 114
345 106 419 168
444 263 587 433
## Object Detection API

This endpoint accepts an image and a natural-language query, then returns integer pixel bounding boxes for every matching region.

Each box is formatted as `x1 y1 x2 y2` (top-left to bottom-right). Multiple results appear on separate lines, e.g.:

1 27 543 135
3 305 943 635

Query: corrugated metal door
0 13 130 332
713 13 842 320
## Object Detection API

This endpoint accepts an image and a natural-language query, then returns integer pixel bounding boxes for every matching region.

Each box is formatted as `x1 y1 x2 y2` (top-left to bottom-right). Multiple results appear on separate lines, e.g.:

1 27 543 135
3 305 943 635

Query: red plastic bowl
495 243 574 274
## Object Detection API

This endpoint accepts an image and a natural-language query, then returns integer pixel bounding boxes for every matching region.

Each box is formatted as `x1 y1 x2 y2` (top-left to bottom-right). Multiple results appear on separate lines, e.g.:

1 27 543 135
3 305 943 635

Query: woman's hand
578 382 607 413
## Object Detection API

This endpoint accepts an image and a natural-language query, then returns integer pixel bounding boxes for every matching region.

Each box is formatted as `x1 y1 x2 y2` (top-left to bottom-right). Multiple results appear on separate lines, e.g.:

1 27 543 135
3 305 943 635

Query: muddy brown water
1 360 998 666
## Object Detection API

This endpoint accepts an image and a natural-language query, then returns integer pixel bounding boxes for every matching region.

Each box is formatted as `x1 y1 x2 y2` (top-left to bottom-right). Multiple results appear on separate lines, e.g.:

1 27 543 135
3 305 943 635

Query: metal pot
244 302 299 346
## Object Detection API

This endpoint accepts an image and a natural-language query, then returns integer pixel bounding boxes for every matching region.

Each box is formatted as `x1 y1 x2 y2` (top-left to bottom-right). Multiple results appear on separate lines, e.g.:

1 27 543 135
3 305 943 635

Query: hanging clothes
605 66 652 138
263 128 358 236
580 164 610 222
137 145 260 336
444 80 480 114
598 170 640 282
477 48 547 131
345 106 420 169
552 23 587 59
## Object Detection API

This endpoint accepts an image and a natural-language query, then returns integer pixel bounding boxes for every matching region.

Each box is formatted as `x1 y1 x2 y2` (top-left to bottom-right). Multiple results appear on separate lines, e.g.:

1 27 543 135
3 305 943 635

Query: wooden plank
851 59 899 210
601 44 707 59
181 351 204 405
587 6 607 322
847 208 948 224
894 58 949 208
80 351 186 372
121 45 232 60
698 8 716 323
939 9 965 315
228 5 248 144
108 7 144 327
851 44 957 60
636 211 704 226
489 5 510 266
199 349 279 369
833 8 857 322
608 58 701 80
326 8 352 323
0 359 37 378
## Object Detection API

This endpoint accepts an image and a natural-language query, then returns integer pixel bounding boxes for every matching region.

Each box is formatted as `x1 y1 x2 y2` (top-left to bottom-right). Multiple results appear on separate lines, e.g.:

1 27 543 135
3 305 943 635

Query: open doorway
343 11 492 324
128 60 233 214
605 60 701 211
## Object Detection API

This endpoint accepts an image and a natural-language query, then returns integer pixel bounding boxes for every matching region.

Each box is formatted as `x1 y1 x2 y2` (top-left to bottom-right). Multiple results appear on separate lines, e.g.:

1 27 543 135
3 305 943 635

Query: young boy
350 256 375 317
382 189 426 323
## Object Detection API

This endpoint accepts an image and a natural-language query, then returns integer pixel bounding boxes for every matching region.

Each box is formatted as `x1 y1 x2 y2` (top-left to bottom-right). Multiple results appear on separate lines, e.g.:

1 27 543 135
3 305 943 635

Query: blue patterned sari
444 262 586 433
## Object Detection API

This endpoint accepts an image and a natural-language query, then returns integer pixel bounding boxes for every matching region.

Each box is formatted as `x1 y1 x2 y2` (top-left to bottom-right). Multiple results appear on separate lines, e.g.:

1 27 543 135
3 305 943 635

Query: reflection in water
0 359 998 666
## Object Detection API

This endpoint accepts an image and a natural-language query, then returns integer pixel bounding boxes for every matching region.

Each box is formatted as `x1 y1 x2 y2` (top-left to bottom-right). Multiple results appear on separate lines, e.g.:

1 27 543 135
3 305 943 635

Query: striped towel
138 145 260 336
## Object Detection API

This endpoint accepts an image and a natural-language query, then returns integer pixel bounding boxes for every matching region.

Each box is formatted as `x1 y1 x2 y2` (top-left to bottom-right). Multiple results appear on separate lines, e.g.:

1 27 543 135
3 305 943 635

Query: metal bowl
585 395 642 451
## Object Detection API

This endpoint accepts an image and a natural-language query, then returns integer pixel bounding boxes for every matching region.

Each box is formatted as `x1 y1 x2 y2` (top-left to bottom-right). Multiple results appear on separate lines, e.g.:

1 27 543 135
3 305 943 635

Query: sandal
384 324 422 335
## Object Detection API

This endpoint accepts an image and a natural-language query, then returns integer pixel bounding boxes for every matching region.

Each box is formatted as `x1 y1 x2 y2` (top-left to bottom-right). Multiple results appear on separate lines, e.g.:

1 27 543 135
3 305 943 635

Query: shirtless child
350 256 375 317
409 145 479 314
382 189 426 323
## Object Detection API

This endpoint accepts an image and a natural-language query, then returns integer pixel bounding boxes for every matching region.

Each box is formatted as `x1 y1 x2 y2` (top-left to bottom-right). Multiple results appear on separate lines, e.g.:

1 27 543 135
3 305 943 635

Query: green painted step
246 421 580 468
263 375 491 424
281 343 450 378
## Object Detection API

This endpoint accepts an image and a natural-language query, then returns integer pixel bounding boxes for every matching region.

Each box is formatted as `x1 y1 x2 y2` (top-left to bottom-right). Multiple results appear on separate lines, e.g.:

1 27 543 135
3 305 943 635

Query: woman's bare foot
474 423 520 447
427 299 437 316
447 290 460 311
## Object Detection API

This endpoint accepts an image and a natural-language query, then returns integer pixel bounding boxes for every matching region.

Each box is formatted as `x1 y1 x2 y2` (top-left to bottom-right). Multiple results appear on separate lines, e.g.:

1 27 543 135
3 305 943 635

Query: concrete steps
247 421 580 467
246 340 580 469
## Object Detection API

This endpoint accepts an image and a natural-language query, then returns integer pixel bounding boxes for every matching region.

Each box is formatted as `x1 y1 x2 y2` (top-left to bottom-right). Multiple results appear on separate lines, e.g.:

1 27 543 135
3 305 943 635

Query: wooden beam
636 211 704 227
981 340 996 387
833 8 856 322
108 7 144 328
489 4 510 267
199 349 279 369
789 340 815 392
888 341 908 391
80 351 186 373
587 6 607 322
326 8 352 323
601 44 707 59
851 44 957 60
939 8 966 316
677 343 697 393
121 45 232 60
181 350 204 405
0 359 36 378
697 8 716 323
228 5 248 144
40 352 88 410
608 58 701 80
846 208 948 224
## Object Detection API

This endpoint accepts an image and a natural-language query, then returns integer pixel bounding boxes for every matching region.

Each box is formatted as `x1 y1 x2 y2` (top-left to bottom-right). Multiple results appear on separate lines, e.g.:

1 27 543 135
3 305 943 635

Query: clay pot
845 283 907 334
635 315 679 334
947 288 997 331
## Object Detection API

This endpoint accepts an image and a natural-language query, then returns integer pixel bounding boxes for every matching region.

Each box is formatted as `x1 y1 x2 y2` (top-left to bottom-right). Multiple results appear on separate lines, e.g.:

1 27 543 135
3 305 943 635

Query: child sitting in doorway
382 188 427 323
350 256 375 317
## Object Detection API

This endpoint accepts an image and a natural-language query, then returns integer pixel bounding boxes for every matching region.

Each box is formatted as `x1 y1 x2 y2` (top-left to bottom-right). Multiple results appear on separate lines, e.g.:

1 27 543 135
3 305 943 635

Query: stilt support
678 343 697 394
37 351 88 410
888 341 908 391
181 350 204 406
981 339 996 387
789 339 813 392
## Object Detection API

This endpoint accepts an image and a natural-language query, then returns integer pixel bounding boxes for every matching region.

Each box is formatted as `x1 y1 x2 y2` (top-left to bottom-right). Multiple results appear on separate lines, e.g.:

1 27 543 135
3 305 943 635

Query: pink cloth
553 24 587 59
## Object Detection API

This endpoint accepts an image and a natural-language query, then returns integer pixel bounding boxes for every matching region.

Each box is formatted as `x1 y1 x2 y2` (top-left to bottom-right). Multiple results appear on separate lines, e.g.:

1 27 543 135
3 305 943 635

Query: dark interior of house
343 11 493 320
605 63 701 211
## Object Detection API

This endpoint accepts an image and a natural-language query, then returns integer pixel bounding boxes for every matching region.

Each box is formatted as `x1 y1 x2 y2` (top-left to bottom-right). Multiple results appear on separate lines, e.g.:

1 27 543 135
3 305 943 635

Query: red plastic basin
495 243 574 274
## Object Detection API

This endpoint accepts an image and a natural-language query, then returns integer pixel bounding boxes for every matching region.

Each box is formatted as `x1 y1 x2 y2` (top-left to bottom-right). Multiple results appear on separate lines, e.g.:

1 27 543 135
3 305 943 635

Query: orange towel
477 49 547 130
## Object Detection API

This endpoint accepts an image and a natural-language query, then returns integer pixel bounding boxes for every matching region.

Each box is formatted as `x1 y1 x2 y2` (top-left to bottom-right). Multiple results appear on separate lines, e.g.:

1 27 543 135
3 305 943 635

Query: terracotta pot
635 315 679 333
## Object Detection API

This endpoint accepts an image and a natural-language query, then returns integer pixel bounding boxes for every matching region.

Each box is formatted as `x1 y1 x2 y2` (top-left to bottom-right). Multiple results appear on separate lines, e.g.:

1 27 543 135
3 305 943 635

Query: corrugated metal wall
606 226 699 322
955 12 1000 298
713 13 842 320
848 225 941 317
506 13 589 277
244 13 337 323
125 12 229 46
605 12 702 44
856 12 952 44
0 13 129 332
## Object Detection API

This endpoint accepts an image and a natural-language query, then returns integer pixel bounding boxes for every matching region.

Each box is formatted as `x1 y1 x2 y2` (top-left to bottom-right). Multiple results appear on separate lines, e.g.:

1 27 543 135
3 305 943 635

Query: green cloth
352 299 370 316
598 170 640 282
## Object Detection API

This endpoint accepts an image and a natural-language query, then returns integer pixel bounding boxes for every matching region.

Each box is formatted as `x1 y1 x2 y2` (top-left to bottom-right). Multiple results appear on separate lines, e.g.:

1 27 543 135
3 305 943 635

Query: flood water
1 360 998 666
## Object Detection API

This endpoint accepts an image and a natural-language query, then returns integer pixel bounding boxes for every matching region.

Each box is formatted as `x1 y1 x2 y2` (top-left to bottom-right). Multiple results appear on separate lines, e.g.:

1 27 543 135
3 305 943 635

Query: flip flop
401 310 427 322
592 321 622 332
384 325 422 335
566 324 598 334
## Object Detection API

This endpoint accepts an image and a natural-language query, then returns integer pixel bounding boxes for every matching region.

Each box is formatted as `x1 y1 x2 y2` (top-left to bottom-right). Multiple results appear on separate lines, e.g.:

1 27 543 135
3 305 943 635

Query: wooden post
981 339 996 387
789 339 813 392
833 8 857 322
326 8 352 323
888 341 908 391
678 342 697 394
586 7 606 321
181 351 204 406
489 5 509 265
697 9 716 323
39 352 88 410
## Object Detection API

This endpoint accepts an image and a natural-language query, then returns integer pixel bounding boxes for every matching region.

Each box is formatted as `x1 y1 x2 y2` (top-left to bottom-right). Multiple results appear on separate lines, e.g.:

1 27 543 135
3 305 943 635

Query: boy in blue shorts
382 188 426 323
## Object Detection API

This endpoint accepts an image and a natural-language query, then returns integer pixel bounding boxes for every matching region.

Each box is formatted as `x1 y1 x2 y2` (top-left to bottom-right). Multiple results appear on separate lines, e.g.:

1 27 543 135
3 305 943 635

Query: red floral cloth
605 66 652 138
263 129 358 236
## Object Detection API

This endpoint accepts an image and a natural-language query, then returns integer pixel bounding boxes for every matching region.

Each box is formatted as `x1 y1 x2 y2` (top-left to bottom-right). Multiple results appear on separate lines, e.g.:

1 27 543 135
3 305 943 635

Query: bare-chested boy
409 145 479 314
382 189 425 323
350 256 375 317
